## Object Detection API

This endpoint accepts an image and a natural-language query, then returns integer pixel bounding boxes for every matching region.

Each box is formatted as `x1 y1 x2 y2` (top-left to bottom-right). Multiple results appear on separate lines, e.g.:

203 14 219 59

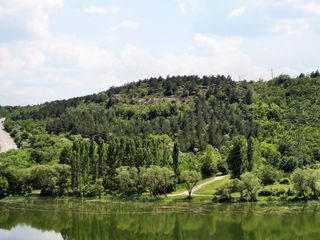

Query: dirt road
0 118 17 153
169 175 227 197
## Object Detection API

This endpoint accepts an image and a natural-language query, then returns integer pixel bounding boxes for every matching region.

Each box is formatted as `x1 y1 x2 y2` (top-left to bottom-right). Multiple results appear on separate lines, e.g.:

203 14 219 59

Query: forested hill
3 75 256 151
0 72 320 199
2 73 320 152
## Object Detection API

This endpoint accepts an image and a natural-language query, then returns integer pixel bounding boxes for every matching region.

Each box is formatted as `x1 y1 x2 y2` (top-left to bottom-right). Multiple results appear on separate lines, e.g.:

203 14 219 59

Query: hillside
0 72 320 200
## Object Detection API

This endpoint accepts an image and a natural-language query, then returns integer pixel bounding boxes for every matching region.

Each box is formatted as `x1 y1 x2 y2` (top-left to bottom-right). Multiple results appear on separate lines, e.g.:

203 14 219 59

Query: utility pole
271 68 274 79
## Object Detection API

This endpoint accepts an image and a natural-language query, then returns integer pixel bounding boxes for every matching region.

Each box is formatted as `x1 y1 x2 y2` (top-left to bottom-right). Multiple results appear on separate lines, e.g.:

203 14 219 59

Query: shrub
256 165 281 185
279 178 290 185
258 189 273 197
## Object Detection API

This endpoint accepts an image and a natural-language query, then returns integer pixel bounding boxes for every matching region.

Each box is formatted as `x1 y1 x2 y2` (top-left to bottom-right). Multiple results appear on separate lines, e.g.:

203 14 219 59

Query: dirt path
169 175 227 197
0 118 17 153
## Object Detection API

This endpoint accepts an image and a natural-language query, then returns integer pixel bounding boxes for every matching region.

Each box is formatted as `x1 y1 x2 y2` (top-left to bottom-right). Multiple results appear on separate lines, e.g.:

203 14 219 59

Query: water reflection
0 201 320 240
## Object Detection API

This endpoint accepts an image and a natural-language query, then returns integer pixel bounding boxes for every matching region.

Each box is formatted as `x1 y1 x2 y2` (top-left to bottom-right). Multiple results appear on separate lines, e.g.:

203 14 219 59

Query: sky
0 0 320 106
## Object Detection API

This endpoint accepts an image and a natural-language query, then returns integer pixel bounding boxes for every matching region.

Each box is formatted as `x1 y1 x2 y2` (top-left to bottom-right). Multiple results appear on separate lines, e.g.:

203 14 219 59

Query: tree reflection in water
0 201 320 240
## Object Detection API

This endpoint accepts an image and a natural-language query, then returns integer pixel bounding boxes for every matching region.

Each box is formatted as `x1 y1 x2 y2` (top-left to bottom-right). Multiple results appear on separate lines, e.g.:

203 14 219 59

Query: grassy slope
194 176 230 195
171 176 218 195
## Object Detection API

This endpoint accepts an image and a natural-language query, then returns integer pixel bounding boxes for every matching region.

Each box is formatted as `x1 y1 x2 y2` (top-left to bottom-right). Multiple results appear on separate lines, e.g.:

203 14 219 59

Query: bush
217 159 228 175
0 176 9 198
258 189 273 196
256 165 281 185
82 184 97 197
279 156 299 172
279 178 290 185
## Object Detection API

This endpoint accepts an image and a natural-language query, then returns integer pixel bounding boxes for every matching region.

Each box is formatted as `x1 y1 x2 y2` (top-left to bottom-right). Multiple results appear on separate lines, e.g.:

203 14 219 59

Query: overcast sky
1 0 320 105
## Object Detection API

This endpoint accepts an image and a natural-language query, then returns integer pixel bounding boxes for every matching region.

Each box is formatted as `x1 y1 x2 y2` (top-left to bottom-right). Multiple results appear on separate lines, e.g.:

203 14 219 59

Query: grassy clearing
171 176 218 195
194 175 230 195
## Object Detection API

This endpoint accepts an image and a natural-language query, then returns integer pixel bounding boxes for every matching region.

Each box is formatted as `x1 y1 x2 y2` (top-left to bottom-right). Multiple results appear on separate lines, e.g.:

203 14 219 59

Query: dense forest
1 71 320 201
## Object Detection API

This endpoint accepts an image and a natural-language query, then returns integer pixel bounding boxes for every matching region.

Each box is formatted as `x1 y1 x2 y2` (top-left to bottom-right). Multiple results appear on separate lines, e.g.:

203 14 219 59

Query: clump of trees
216 172 261 202
291 168 320 199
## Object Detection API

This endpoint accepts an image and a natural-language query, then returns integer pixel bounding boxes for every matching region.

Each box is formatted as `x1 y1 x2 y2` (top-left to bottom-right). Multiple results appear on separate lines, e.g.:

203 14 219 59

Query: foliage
143 165 175 197
241 172 261 201
116 166 141 195
200 145 220 178
2 73 320 199
255 165 281 185
180 170 202 197
0 176 9 198
226 136 248 179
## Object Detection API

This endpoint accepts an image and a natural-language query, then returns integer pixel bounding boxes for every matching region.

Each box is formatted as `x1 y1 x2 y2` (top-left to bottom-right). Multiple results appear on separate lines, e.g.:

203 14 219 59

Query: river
0 200 320 239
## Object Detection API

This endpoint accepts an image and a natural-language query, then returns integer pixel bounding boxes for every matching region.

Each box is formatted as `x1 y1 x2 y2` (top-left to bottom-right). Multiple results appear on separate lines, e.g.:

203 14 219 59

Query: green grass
170 176 218 195
194 175 230 195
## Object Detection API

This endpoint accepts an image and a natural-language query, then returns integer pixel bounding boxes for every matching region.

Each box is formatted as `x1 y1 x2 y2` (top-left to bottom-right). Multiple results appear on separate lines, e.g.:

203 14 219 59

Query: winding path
169 175 227 197
0 118 17 153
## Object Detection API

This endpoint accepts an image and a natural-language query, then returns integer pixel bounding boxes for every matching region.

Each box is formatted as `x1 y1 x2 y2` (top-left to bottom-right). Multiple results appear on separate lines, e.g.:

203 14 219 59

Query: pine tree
226 136 248 179
247 137 255 171
172 142 180 180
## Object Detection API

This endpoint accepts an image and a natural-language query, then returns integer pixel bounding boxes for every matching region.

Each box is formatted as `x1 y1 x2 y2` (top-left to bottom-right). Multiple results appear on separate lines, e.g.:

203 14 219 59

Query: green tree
247 137 255 171
255 165 281 186
179 153 200 171
0 176 9 198
306 169 320 198
116 166 140 195
180 170 202 197
291 168 308 198
227 136 248 179
94 178 104 199
241 172 261 201
231 178 245 200
172 142 180 180
143 166 174 197
200 145 220 178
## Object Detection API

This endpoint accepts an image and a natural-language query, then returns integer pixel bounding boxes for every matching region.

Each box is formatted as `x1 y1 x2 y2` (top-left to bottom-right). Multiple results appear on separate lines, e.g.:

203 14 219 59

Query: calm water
1 200 320 240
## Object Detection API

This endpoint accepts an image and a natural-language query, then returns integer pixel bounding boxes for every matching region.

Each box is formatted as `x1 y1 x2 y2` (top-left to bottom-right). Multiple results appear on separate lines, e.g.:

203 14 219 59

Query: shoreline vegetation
1 73 320 204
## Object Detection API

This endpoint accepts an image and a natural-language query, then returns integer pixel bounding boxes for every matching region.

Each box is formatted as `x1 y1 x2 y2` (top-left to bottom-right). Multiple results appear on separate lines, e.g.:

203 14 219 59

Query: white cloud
84 5 119 14
295 1 320 15
109 20 138 31
119 34 269 81
271 19 310 35
177 0 201 13
1 31 300 105
0 0 64 37
227 6 246 20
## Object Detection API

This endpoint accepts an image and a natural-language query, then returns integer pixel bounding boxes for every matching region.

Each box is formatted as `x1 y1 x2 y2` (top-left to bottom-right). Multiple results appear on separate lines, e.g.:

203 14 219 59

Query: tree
143 166 174 197
231 178 245 200
179 152 200 172
172 142 180 180
180 170 202 197
94 178 104 199
227 136 248 179
216 181 233 201
116 166 140 195
279 156 299 172
306 169 320 199
247 137 255 171
0 176 9 198
241 172 261 201
255 165 281 186
291 168 308 198
200 145 220 178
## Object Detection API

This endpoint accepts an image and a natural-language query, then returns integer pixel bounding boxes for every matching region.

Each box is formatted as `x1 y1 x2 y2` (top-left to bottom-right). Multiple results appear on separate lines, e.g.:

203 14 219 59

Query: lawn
171 175 218 195
194 175 230 195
